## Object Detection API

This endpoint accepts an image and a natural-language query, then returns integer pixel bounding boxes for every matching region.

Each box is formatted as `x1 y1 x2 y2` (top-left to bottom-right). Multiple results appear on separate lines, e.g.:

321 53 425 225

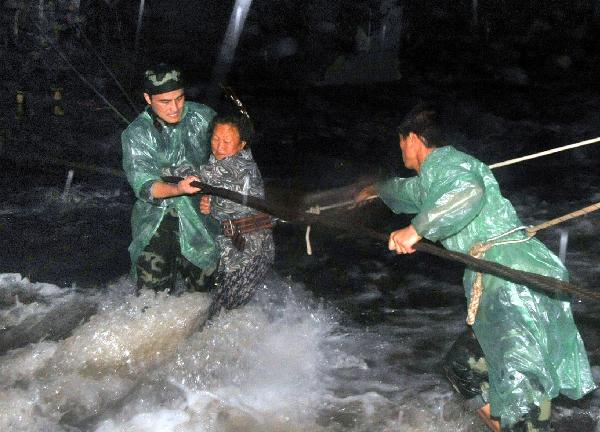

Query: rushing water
1 82 599 431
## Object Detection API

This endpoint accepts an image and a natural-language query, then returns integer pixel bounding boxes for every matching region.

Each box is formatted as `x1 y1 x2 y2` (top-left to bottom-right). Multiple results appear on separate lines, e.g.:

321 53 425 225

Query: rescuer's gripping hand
388 225 422 254
353 184 377 208
177 176 202 195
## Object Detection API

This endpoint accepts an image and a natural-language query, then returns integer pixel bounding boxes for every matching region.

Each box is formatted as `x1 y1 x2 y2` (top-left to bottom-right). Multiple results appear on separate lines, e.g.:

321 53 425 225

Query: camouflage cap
143 63 184 95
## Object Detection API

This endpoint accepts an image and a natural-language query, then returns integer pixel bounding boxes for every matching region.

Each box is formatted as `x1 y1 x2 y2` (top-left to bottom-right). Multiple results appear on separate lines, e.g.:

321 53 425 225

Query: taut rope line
526 201 600 236
308 137 600 214
488 137 600 169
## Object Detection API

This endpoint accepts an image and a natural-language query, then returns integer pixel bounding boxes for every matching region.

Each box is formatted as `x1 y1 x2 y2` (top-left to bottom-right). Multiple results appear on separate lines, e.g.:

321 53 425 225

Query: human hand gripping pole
388 225 422 254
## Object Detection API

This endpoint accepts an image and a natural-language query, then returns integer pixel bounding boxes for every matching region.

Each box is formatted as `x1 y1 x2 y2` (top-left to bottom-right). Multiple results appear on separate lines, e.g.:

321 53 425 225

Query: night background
1 1 600 431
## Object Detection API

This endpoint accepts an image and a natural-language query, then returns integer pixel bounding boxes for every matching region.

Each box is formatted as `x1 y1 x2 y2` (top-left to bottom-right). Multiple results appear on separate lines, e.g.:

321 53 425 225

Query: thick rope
526 201 600 236
161 177 600 304
466 243 493 325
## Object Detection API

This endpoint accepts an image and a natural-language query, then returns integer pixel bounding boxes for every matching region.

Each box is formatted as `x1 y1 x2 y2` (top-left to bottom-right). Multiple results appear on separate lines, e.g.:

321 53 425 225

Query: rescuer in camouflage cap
122 63 219 295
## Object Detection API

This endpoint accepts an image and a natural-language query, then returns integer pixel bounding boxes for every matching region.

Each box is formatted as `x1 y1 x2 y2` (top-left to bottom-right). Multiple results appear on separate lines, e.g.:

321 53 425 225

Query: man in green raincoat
356 106 595 431
122 64 219 294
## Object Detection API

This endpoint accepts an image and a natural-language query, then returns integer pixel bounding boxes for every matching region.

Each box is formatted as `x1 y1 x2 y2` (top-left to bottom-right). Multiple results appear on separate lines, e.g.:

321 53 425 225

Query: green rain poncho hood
122 101 220 278
376 146 596 426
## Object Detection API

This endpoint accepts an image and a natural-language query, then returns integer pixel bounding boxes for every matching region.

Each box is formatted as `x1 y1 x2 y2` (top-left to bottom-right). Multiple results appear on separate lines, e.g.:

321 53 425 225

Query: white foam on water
93 283 339 431
0 341 57 386
51 289 211 376
0 262 597 431
0 282 214 431
96 409 191 432
0 274 467 432
0 273 79 329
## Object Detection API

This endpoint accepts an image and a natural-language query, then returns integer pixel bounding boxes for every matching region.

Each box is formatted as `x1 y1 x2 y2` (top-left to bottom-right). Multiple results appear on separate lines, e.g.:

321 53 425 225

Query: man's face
144 88 185 124
399 133 419 171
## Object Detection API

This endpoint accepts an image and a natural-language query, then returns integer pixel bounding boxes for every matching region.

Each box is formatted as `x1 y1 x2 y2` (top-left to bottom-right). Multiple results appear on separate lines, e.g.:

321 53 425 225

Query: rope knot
469 242 493 259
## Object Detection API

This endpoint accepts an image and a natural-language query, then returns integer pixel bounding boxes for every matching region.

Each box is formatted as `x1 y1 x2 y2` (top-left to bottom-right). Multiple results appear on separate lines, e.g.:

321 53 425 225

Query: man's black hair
397 103 444 148
211 114 255 147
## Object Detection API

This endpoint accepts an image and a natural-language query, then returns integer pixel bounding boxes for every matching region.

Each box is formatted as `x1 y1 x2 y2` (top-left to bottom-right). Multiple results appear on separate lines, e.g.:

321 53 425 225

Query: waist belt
222 213 274 237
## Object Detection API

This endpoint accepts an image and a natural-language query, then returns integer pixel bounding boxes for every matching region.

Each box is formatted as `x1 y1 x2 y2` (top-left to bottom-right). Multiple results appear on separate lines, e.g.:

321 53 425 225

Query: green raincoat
377 146 596 426
122 102 220 278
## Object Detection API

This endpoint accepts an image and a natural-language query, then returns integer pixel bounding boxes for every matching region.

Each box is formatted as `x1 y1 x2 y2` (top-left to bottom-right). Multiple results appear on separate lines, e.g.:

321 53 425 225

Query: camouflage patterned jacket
177 149 275 274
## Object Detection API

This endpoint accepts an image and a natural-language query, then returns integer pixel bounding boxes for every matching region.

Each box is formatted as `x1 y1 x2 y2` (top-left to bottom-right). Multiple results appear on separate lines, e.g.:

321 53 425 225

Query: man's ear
407 132 418 146
241 141 247 149
143 93 152 105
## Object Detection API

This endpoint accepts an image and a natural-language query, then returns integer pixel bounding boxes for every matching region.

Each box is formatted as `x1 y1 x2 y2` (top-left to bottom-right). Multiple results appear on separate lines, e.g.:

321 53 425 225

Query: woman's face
211 123 246 160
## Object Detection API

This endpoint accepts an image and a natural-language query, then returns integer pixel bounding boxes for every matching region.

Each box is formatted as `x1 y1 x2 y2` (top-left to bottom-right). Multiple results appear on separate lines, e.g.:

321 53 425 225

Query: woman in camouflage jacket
178 114 275 318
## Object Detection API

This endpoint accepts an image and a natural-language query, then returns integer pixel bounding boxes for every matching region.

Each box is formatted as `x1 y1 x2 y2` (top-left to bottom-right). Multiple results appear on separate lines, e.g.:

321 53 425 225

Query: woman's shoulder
220 150 258 172
238 148 255 162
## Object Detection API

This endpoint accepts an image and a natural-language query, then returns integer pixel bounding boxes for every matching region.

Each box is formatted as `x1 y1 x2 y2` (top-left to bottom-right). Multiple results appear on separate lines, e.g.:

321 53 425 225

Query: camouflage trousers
443 328 553 432
136 214 217 295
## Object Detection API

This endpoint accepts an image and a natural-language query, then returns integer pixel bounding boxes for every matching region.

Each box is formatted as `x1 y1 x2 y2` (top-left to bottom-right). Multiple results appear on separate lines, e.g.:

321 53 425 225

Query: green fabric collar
420 145 453 173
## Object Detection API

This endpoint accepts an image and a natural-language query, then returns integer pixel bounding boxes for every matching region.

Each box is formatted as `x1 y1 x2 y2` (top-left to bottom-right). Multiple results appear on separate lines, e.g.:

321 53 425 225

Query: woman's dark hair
211 114 255 147
397 103 444 148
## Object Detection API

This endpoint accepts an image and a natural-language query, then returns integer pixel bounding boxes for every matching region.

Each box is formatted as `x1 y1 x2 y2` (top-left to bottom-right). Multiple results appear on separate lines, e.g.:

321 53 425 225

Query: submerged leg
207 252 270 320
444 328 500 430
500 400 553 432
444 329 553 432
444 329 490 406
179 255 218 294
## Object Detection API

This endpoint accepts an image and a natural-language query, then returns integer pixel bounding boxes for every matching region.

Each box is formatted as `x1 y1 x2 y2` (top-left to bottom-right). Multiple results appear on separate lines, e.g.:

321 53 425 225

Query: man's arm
411 168 485 241
354 182 424 254
122 124 162 201
150 176 202 199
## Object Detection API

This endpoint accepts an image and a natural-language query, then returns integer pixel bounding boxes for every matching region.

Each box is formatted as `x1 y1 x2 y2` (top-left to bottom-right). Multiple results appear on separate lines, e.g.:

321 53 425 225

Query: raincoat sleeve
376 177 422 214
411 165 485 241
121 123 162 204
